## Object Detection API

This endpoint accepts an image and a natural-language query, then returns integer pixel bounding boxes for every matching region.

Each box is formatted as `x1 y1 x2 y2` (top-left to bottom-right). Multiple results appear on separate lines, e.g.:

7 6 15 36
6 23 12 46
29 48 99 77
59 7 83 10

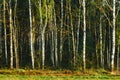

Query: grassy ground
0 74 120 80
0 69 120 80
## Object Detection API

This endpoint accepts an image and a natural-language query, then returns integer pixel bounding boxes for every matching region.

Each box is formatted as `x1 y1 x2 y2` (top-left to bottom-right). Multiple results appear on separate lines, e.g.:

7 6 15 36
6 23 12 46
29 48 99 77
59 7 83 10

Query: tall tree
13 0 19 69
54 1 58 67
100 15 103 68
9 0 14 69
76 0 81 63
83 0 86 71
29 0 34 69
40 0 47 69
60 0 63 67
111 0 116 72
3 0 8 65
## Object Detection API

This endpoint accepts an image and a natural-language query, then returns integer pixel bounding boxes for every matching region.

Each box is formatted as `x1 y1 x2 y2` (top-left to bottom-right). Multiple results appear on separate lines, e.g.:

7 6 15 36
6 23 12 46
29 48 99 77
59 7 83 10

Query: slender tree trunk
3 0 8 65
76 0 81 61
29 0 34 69
9 0 14 69
60 0 63 67
100 15 103 68
83 0 86 71
41 32 45 69
39 0 42 69
13 0 19 69
66 1 71 59
54 4 58 67
111 0 116 72
51 31 55 66
41 3 47 69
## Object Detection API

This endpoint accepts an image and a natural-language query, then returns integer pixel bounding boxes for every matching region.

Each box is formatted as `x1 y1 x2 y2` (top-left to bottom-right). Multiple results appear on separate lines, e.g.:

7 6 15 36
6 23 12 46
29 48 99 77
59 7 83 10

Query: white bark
29 0 34 69
9 0 14 69
76 0 81 61
83 0 86 71
38 0 42 68
54 5 58 67
13 0 19 69
60 0 63 66
100 15 103 68
41 32 45 69
41 4 47 69
3 0 8 65
111 0 116 72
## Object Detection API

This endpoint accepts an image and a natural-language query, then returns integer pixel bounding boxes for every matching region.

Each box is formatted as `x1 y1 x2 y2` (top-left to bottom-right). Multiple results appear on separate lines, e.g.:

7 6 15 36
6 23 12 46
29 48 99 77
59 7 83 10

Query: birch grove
0 0 119 73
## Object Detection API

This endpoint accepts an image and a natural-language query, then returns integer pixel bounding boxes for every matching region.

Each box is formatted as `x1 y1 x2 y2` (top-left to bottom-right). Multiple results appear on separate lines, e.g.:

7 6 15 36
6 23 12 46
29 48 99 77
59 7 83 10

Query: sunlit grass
0 74 120 80
0 69 120 80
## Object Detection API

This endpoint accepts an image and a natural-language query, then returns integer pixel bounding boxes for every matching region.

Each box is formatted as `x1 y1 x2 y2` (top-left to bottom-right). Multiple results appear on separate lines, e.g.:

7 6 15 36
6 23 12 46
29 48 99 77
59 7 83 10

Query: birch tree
60 0 63 67
9 0 13 69
38 0 48 69
3 0 8 65
111 0 116 72
38 0 42 68
13 0 19 69
100 15 103 68
54 1 58 67
83 0 86 71
76 0 81 62
29 0 34 69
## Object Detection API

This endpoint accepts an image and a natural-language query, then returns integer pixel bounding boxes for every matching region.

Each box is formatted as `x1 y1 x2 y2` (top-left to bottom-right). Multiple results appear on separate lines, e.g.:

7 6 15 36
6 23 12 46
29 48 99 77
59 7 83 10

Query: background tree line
0 0 120 73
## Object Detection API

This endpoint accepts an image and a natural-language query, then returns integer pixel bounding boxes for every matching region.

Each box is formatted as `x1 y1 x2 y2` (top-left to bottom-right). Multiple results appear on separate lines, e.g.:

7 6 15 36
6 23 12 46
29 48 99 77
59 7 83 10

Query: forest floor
0 69 120 80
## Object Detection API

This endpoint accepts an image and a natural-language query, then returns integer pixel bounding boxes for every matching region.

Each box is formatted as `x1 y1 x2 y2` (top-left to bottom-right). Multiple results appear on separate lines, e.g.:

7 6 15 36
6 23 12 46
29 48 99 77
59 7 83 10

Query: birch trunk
13 0 19 69
76 0 81 62
3 0 8 65
39 0 42 68
41 32 45 69
83 0 86 71
51 31 55 66
29 0 34 69
60 0 63 67
111 0 116 72
54 5 58 67
100 15 103 68
9 0 14 69
42 4 47 69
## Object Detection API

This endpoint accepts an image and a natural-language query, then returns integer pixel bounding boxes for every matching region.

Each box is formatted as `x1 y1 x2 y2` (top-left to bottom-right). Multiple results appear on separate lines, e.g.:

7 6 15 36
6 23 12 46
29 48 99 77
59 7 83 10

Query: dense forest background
0 0 120 73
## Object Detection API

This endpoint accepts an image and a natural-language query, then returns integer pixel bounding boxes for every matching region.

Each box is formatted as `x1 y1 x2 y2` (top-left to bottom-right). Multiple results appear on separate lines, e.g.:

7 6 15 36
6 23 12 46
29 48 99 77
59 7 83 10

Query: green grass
0 69 120 80
0 74 120 80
